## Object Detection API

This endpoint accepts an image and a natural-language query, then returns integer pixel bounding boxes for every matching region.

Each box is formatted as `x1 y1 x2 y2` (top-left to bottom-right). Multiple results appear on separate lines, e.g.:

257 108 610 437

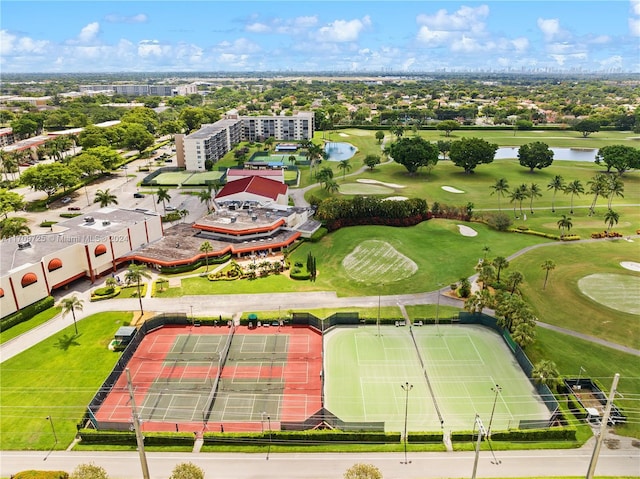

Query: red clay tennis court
92 324 322 434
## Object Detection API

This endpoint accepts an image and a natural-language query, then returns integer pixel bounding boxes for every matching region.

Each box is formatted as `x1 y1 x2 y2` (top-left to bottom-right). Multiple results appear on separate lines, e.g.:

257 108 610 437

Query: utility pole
487 384 502 436
401 382 413 464
471 415 486 479
586 373 620 479
126 368 150 479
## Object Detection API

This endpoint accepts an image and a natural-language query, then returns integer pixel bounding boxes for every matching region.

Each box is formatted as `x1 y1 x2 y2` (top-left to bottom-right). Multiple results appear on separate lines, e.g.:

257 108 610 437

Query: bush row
451 426 576 442
159 254 231 274
90 287 120 302
14 471 68 479
78 429 195 446
203 430 401 445
0 296 55 332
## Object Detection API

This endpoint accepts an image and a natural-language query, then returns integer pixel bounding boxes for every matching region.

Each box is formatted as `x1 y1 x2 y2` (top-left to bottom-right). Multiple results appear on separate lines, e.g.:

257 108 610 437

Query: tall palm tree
540 260 556 290
547 175 565 213
509 184 528 219
60 295 84 335
604 209 620 232
199 241 213 272
564 179 584 214
0 217 31 239
527 183 542 214
324 179 340 194
94 188 118 208
490 178 509 212
532 359 562 392
492 256 509 283
607 176 624 209
337 159 352 179
156 187 171 213
506 270 524 295
587 173 608 216
197 189 212 213
557 214 572 237
124 264 152 315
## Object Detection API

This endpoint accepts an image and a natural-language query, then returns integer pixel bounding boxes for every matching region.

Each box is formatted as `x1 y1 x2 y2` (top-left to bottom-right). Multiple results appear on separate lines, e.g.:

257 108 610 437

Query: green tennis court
324 325 550 432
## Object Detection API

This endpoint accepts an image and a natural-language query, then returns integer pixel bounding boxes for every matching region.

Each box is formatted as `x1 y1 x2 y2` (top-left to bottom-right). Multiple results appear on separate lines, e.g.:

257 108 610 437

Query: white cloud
138 40 167 57
416 26 452 45
401 58 416 71
630 17 640 36
315 16 371 43
511 37 529 52
599 55 623 68
416 5 489 33
589 35 611 44
631 0 640 16
78 22 100 43
246 22 270 33
537 18 570 42
245 15 318 35
104 13 147 23
451 35 483 53
0 29 49 55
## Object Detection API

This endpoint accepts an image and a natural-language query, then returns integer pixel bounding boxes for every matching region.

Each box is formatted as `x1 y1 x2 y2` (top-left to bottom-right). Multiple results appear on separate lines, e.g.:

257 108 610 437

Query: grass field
324 325 549 432
0 306 61 344
0 312 132 450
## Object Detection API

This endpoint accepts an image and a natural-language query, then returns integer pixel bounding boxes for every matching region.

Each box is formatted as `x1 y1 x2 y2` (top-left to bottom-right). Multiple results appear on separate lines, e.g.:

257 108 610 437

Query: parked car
61 197 72 204
68 206 81 211
165 205 176 211
133 193 144 199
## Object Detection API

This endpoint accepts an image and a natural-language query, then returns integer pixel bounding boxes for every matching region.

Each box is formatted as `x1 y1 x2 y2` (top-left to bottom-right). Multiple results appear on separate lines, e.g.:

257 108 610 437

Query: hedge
308 227 328 242
159 253 231 274
13 471 68 479
1 296 55 332
90 286 121 302
407 432 444 442
203 430 401 445
78 429 195 446
451 426 576 442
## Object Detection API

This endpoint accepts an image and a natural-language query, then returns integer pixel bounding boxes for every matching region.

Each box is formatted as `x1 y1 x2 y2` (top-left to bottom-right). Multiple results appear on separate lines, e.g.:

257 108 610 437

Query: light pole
45 416 57 445
377 283 384 337
261 411 266 433
435 283 442 336
401 382 413 464
84 185 90 207
266 415 272 460
487 384 502 436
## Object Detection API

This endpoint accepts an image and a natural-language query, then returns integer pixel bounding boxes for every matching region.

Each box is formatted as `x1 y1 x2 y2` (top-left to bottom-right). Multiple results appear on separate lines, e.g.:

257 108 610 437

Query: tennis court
93 324 322 433
324 325 550 433
149 170 224 186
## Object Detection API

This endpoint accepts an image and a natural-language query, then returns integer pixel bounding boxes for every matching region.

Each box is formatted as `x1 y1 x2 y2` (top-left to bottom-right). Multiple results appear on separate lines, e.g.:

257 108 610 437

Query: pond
495 146 597 162
325 142 357 161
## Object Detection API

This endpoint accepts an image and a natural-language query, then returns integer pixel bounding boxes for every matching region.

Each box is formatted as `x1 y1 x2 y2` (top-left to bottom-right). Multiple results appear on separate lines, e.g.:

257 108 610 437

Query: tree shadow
54 333 82 351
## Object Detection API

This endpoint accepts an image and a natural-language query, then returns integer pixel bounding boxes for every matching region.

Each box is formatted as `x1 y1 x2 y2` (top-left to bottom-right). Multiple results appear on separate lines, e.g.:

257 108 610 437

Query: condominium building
79 83 199 97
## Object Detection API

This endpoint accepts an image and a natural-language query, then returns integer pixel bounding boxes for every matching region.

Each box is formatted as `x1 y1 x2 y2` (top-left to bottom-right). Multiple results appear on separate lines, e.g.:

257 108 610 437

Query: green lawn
0 306 61 345
0 312 132 450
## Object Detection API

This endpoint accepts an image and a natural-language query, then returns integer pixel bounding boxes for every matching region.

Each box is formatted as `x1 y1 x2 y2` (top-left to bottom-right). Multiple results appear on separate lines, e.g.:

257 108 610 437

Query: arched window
48 258 63 272
0 288 4 298
21 273 37 287
94 244 107 257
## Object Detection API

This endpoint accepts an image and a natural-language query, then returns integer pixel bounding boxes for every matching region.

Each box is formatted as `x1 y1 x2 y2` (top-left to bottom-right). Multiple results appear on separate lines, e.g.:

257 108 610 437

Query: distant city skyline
1 1 639 74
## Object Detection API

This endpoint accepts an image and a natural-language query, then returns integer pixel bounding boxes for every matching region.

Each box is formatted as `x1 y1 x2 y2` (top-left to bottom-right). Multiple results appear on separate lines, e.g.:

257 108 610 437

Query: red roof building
215 176 288 206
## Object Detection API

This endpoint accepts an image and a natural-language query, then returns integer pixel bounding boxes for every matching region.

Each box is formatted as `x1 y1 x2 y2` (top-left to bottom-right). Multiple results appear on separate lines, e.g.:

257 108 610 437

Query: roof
115 326 137 338
216 176 287 202
227 169 284 178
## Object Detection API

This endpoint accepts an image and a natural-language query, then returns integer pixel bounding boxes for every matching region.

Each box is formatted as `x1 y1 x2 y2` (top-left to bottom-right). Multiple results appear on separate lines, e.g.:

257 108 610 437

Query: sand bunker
620 261 640 272
442 186 465 193
357 179 406 189
339 133 349 137
457 225 478 237
384 196 409 201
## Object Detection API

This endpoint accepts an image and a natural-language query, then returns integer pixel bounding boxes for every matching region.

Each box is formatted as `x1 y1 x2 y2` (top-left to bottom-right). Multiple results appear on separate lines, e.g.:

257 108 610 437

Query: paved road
1 438 639 478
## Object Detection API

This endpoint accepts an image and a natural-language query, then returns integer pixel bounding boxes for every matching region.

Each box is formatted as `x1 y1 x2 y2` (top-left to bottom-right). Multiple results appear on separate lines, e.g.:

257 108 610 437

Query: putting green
342 240 417 283
339 183 394 195
577 273 640 315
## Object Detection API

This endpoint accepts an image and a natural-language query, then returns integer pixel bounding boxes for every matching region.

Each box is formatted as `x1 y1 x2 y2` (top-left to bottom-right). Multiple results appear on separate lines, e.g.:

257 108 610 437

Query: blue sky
1 1 639 73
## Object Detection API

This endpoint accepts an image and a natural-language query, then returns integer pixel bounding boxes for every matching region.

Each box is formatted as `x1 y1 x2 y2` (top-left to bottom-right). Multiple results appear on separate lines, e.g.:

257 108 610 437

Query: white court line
467 332 486 366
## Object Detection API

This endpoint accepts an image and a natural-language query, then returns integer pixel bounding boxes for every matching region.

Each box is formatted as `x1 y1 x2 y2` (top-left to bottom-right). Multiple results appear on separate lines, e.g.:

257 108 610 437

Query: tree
70 462 109 479
489 178 509 212
527 183 542 214
0 189 25 218
363 154 381 170
606 176 624 209
587 173 608 216
547 175 565 213
122 123 155 155
344 463 383 479
505 270 524 295
21 163 79 197
375 130 385 143
595 144 640 176
156 187 171 213
324 179 340 194
492 256 509 283
60 295 83 335
437 140 451 160
179 108 205 134
387 136 439 175
169 462 204 479
199 241 213 272
557 214 573 237
337 159 352 179
94 188 118 208
71 153 105 177
436 119 460 137
532 359 562 392
465 289 493 314
10 117 39 139
197 189 212 213
0 151 20 181
449 137 498 174
574 119 600 138
0 217 31 238
84 146 122 171
392 124 404 140
540 260 556 290
564 179 584 214
124 264 151 315
518 141 554 172
604 209 620 232
508 184 528 219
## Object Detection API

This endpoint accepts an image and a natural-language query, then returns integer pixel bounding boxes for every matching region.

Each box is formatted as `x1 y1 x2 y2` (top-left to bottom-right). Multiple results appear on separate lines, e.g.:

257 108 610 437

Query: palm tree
324 179 340 194
94 188 118 208
464 289 493 314
156 187 171 213
527 183 542 214
557 214 573 238
604 209 620 232
199 241 213 272
509 184 528 219
490 178 509 212
337 159 352 179
506 270 524 295
532 359 562 392
492 256 509 283
124 264 151 315
197 189 212 213
540 260 556 290
587 173 608 216
0 217 31 239
547 175 565 213
60 295 84 335
564 179 584 214
607 176 624 209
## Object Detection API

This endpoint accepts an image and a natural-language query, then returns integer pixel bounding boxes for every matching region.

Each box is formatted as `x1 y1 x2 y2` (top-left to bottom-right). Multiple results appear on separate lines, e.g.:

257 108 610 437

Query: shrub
482 212 513 231
14 472 69 479
169 462 204 479
59 213 82 218
90 287 120 301
309 227 328 242
70 463 108 479
0 296 55 332
39 221 58 227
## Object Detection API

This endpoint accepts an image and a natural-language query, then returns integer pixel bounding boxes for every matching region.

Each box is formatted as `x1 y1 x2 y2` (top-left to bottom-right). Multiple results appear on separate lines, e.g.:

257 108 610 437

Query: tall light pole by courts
401 382 413 464
266 415 272 460
487 384 502 436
